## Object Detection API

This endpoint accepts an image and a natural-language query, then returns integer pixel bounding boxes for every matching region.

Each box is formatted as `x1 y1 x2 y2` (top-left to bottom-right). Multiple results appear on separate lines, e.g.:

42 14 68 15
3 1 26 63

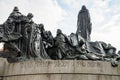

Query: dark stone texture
76 5 92 41
0 6 119 67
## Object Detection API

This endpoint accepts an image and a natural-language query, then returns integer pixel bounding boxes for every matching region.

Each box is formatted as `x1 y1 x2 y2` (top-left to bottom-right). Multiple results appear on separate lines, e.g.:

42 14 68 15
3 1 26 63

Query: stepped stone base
0 58 120 80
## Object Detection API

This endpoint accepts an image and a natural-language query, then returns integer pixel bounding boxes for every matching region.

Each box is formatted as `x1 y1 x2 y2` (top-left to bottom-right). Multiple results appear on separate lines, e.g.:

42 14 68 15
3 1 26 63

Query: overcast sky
0 0 120 51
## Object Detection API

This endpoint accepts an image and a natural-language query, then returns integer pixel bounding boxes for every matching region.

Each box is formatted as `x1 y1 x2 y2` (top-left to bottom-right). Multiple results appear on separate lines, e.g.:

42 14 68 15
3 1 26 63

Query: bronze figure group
0 6 119 67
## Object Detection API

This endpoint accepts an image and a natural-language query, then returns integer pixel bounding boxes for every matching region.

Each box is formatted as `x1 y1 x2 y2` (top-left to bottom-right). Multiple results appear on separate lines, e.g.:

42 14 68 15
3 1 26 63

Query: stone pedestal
0 58 120 80
0 58 8 80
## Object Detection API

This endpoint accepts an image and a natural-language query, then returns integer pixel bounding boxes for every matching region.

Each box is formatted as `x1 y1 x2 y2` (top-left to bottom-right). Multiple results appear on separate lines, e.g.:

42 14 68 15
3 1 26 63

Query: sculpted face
82 5 86 10
13 6 19 12
27 13 33 19
39 24 45 31
57 29 62 34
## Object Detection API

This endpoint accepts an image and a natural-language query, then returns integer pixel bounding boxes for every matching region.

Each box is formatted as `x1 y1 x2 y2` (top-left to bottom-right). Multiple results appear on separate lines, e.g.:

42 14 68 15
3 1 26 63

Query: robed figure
0 7 50 62
26 23 50 60
76 5 92 41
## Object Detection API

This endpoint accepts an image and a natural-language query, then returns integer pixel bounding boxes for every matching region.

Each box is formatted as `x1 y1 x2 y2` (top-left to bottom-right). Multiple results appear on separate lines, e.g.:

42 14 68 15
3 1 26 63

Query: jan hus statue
76 5 92 41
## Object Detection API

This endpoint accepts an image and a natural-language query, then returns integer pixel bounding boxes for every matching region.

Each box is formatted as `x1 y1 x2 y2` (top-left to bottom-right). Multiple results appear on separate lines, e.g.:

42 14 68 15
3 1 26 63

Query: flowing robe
76 6 92 41
27 23 50 59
